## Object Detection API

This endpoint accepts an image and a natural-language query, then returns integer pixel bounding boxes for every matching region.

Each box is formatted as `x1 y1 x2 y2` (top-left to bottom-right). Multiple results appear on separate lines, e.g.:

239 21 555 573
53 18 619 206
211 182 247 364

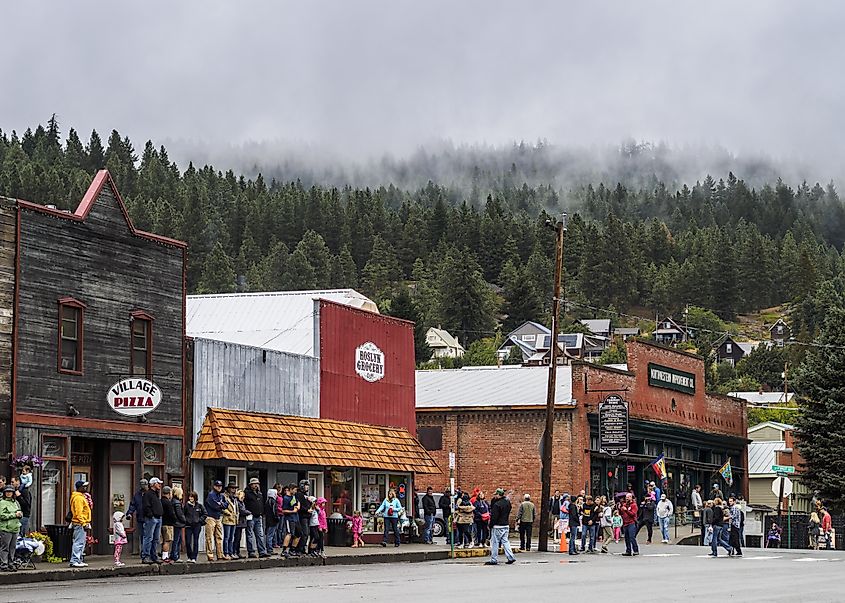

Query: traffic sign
448 452 456 470
772 465 795 474
772 476 793 497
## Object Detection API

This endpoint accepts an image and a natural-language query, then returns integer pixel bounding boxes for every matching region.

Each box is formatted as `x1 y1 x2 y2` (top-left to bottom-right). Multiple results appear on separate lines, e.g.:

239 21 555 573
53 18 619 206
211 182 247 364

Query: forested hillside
2 119 844 356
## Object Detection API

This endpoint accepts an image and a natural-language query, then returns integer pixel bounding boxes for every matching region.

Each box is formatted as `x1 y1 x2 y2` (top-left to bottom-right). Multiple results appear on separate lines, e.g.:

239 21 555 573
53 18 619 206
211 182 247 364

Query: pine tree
435 248 497 345
86 129 105 172
197 242 236 294
361 235 401 303
499 259 543 332
294 230 333 288
331 245 358 288
284 248 317 290
386 287 429 363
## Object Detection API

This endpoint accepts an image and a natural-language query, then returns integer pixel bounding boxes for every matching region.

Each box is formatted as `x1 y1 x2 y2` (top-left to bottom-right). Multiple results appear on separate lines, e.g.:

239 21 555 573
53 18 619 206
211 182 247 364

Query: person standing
221 485 239 559
160 486 176 563
620 493 639 556
473 491 490 547
69 480 92 567
656 493 674 544
484 488 516 566
421 487 437 545
516 494 536 552
126 478 148 555
11 476 30 537
455 493 474 548
439 488 453 545
141 477 163 564
295 480 313 554
709 483 724 501
708 497 732 557
549 490 562 541
820 507 833 550
0 485 22 571
183 491 206 563
691 485 704 543
376 489 403 547
637 494 655 544
244 478 269 558
264 487 280 554
204 480 228 561
599 496 614 553
171 487 187 562
580 495 598 553
702 501 714 546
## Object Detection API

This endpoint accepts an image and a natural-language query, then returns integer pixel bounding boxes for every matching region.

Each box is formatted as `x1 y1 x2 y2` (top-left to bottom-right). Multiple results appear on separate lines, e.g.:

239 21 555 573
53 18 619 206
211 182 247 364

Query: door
308 471 324 499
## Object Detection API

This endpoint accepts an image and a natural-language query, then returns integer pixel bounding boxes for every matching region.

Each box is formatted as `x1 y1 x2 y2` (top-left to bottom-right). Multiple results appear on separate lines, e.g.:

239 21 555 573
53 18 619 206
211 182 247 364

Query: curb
0 550 453 586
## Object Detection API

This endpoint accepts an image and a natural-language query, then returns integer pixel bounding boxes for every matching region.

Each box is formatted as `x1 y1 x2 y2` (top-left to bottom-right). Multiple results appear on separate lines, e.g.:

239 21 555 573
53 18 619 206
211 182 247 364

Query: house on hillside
425 327 465 359
579 318 611 338
714 335 760 366
496 321 550 362
769 319 791 347
613 327 641 341
653 316 688 345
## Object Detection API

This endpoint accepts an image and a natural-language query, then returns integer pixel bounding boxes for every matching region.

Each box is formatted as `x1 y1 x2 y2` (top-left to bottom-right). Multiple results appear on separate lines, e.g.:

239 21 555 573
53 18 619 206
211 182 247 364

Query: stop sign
772 476 793 497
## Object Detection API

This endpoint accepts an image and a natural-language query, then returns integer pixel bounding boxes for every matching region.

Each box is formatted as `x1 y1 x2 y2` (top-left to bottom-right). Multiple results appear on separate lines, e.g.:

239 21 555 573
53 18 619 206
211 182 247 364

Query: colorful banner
651 454 667 482
719 459 733 486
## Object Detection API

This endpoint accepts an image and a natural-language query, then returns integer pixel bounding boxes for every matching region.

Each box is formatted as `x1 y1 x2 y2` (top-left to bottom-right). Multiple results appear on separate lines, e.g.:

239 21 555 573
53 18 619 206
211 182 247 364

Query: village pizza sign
107 378 162 417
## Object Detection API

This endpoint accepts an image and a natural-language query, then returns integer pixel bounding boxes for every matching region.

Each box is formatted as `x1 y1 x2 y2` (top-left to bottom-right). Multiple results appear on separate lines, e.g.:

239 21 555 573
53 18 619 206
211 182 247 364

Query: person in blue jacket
376 490 403 547
125 478 148 555
204 480 229 561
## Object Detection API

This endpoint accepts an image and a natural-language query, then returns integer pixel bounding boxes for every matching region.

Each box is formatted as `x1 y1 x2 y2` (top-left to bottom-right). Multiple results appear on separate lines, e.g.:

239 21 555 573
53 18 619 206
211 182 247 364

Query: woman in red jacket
620 493 639 556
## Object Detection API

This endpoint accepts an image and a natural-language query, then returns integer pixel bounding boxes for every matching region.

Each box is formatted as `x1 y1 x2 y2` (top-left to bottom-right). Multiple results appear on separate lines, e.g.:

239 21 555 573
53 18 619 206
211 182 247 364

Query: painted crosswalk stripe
793 558 829 562
644 553 680 557
742 556 782 560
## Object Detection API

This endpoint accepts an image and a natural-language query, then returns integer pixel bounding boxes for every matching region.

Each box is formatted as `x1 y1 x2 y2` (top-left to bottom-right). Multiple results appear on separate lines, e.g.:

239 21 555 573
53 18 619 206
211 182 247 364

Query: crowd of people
0 470 35 571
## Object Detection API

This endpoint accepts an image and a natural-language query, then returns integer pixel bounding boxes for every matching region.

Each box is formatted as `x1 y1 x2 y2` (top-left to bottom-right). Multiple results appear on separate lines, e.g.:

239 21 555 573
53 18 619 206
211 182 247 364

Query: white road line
643 553 681 557
793 558 829 562
742 556 782 560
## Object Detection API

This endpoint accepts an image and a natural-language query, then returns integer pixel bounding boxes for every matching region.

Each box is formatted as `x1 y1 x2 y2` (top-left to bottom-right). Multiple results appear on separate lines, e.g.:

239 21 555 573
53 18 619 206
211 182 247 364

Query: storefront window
330 469 354 517
42 436 66 458
40 460 65 527
388 474 410 511
360 473 385 532
142 443 164 481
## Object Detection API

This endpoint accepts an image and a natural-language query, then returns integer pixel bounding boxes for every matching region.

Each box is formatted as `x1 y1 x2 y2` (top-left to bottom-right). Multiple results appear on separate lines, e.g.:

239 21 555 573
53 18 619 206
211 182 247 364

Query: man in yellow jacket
69 480 91 568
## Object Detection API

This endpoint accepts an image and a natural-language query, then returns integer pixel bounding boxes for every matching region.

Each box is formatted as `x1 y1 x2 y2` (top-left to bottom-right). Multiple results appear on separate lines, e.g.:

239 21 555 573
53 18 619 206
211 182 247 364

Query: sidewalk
0 543 454 586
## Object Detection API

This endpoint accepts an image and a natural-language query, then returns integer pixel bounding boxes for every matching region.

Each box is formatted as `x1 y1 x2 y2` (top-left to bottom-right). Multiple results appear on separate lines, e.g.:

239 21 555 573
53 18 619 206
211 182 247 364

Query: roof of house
730 393 795 405
416 365 573 409
613 327 640 336
748 440 787 475
508 321 551 336
191 407 438 473
427 327 464 350
580 319 612 334
186 289 378 356
748 420 796 433
737 342 757 355
539 333 584 350
769 319 788 332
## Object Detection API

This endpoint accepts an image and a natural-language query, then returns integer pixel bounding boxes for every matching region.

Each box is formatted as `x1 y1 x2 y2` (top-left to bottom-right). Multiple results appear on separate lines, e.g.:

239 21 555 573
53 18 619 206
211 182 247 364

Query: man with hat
0 484 22 571
244 477 269 558
141 477 163 564
204 479 228 561
126 478 149 555
485 488 516 566
69 480 91 567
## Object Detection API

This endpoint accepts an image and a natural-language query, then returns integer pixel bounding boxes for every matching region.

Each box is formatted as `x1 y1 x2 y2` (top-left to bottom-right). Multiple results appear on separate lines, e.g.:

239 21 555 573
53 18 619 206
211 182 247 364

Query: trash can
45 524 72 561
327 517 347 547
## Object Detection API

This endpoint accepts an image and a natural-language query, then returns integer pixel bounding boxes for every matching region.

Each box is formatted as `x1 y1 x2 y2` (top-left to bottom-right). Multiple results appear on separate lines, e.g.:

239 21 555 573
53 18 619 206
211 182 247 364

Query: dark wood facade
714 335 746 366
1 170 186 553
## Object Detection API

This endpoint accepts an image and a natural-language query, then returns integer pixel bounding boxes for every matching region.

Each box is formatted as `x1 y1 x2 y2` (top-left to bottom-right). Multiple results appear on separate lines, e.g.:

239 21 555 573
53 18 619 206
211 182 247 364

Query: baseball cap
2 485 14 494
249 478 260 485
495 488 505 496
139 478 149 486
212 480 223 487
149 477 163 485
75 480 89 489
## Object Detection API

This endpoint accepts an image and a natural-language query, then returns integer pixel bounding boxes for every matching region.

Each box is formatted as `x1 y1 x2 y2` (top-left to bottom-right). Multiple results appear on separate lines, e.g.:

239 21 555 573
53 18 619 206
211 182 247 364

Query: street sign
448 452 456 470
598 394 629 457
772 476 793 497
772 465 795 474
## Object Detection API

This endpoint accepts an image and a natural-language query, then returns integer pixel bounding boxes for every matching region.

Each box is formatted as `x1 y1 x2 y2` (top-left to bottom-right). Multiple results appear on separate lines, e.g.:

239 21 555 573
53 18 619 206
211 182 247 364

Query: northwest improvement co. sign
647 363 696 395
355 341 385 382
107 378 162 417
598 394 629 457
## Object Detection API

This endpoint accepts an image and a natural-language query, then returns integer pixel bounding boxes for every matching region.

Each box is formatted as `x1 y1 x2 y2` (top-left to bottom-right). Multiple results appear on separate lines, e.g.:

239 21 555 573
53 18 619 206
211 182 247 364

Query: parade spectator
580 495 598 553
141 477 163 564
160 485 175 563
184 491 206 563
767 522 782 548
455 493 475 548
376 489 403 547
516 493 536 552
484 488 516 566
126 478 148 554
657 493 674 544
220 484 238 559
421 486 437 545
295 480 313 554
264 487 279 553
563 494 579 555
549 490 562 540
244 478 269 558
171 487 186 562
574 495 585 550
600 496 613 553
709 483 724 500
820 507 833 550
0 485 22 571
112 511 127 567
348 510 365 548
11 476 30 537
18 465 32 491
233 489 248 558
637 494 655 544
708 497 732 557
691 484 703 514
280 484 301 558
702 501 714 546
611 508 623 543
620 493 639 556
70 481 92 567
808 511 821 549
204 480 228 562
727 496 743 557
474 491 490 547
439 488 453 544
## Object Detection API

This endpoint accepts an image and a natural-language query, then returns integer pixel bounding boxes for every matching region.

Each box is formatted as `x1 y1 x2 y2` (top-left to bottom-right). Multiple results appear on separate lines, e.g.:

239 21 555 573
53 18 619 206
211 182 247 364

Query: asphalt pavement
5 546 843 602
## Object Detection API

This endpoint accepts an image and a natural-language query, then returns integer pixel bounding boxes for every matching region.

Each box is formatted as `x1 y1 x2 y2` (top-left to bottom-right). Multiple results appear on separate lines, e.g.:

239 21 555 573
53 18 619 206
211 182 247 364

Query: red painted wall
318 300 416 433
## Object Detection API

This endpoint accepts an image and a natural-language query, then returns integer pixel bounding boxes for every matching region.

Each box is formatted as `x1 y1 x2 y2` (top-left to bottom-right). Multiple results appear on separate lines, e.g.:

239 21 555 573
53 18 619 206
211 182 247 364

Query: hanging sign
598 394 629 457
107 378 162 417
355 342 385 382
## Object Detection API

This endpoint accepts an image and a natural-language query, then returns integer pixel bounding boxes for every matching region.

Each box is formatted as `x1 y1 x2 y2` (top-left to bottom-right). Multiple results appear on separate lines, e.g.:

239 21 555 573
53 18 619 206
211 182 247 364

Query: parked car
415 491 447 537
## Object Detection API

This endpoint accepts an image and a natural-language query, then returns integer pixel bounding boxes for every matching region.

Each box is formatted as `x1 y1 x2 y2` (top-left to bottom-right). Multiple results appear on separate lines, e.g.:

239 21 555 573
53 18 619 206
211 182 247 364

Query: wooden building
1 171 186 554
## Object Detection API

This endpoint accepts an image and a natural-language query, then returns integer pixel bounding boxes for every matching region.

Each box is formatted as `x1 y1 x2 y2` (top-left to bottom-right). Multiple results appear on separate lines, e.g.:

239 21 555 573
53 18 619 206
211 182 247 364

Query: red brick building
416 340 748 504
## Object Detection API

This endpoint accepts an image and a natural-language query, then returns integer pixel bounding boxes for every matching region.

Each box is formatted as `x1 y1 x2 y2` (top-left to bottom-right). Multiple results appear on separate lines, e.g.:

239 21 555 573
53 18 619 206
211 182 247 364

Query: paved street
6 547 843 602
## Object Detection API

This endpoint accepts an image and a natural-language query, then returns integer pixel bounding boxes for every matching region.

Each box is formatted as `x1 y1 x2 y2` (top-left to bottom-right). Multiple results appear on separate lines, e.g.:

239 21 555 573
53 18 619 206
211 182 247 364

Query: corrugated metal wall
192 338 319 446
318 300 416 434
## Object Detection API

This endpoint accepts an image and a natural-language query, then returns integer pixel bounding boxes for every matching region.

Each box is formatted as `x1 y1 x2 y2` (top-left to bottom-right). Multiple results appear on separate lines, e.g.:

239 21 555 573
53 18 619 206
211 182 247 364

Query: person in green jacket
0 485 22 571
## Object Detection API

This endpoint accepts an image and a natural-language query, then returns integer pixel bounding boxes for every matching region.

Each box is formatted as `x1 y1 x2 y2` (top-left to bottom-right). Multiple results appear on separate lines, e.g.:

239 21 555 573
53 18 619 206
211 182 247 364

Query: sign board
450 477 455 496
627 465 635 473
448 452 456 470
355 342 385 382
647 363 696 395
598 394 629 457
107 378 162 417
772 476 793 497
772 465 795 474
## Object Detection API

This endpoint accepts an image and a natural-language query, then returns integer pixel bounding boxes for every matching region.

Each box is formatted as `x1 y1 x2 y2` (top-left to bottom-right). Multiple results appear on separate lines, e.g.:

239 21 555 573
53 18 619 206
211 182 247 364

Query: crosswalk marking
643 553 680 557
742 556 782 560
793 558 829 562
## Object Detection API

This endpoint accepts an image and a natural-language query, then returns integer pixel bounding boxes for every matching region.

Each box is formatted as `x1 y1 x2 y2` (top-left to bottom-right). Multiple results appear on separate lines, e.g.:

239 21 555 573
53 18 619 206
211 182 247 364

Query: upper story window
725 343 732 354
58 297 85 374
130 311 154 377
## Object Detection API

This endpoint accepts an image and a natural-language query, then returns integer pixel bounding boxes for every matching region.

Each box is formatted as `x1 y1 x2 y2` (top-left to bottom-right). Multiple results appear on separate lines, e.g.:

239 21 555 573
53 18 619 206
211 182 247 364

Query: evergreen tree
197 242 236 294
386 287 429 363
284 248 317 289
361 235 401 303
499 259 543 332
435 248 497 345
86 129 105 172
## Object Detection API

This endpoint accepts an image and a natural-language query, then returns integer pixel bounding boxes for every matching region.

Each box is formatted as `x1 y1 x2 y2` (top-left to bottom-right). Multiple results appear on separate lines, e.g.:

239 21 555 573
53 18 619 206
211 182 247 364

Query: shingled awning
191 407 439 474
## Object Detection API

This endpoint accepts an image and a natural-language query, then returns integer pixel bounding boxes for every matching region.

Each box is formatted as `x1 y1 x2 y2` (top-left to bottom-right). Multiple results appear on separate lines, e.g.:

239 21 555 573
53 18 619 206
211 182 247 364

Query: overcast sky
2 1 842 172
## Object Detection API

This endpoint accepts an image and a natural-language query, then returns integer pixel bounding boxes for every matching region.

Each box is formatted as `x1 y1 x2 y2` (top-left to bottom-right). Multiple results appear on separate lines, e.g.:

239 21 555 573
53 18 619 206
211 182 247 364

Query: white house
426 327 465 359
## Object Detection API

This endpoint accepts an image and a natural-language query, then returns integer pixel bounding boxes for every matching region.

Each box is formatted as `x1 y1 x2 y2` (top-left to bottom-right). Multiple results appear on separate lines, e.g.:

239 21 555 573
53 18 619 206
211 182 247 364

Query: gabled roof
579 319 611 334
654 316 686 334
191 407 438 473
506 321 551 338
12 169 186 249
187 289 378 356
732 393 795 405
748 440 787 475
416 365 573 409
748 420 796 433
426 327 464 350
613 327 640 336
769 318 789 332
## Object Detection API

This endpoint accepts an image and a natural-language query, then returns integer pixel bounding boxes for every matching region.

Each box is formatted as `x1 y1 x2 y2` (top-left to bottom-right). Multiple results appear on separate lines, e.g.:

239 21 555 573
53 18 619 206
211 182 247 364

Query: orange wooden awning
191 407 439 474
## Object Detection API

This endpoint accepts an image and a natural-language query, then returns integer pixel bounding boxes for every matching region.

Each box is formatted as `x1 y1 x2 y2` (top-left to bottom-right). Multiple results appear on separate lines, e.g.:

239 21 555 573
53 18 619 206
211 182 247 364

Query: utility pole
538 214 566 553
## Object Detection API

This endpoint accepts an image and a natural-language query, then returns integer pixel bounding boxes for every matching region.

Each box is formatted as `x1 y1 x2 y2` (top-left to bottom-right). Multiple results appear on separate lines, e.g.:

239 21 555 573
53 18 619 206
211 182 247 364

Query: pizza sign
355 342 385 382
107 378 162 417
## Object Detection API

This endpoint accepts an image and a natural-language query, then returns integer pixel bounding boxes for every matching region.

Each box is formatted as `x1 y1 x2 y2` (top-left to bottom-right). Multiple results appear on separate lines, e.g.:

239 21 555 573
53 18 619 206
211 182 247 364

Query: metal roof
580 319 611 334
729 392 795 405
187 289 378 356
748 440 787 475
416 365 573 409
748 420 796 432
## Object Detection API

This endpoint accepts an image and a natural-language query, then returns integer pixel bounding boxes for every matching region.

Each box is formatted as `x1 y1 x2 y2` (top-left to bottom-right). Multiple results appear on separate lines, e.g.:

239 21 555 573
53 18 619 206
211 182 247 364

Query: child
611 509 622 543
767 523 782 548
315 497 327 558
112 511 127 566
19 465 32 491
347 510 365 547
307 496 321 557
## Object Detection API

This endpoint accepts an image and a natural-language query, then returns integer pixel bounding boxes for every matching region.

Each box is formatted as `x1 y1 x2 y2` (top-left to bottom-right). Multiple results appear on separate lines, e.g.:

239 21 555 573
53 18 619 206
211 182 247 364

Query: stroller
14 536 45 570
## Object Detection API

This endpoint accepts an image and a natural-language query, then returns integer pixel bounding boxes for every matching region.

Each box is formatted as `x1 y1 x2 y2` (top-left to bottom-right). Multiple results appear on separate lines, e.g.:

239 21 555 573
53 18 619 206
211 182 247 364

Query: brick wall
416 407 590 508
